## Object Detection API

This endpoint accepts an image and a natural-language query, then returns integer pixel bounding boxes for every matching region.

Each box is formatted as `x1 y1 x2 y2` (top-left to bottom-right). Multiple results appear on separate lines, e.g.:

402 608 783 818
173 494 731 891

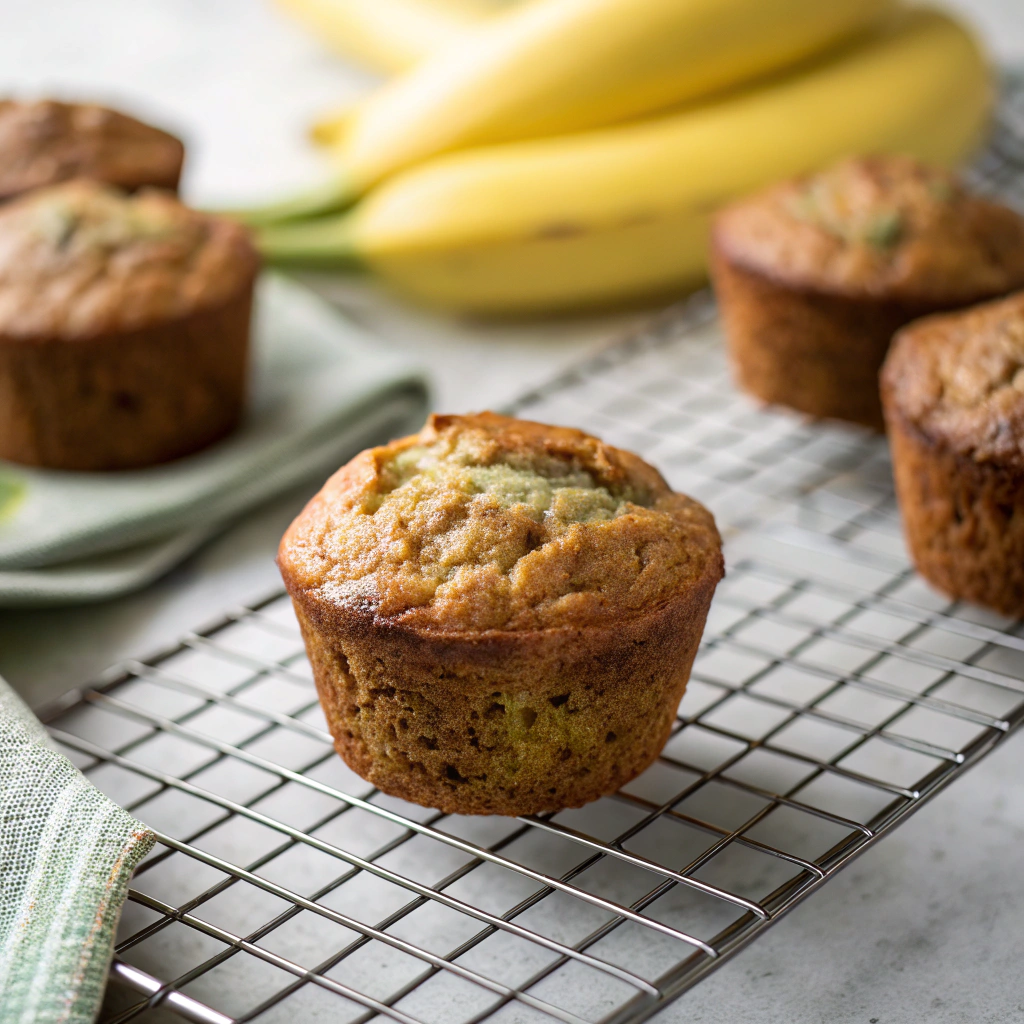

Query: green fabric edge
0 677 155 1024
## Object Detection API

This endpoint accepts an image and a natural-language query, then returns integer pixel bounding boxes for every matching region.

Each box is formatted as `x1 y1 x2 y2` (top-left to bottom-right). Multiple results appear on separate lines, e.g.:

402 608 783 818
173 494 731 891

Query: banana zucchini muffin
882 291 1024 616
0 99 184 203
279 413 724 815
0 180 259 470
712 156 1024 429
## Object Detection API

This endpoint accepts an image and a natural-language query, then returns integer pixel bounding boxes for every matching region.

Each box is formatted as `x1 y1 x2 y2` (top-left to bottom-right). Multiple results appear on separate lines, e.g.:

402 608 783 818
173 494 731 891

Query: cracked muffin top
279 413 723 633
0 180 258 339
882 291 1024 464
0 99 183 202
713 156 1024 304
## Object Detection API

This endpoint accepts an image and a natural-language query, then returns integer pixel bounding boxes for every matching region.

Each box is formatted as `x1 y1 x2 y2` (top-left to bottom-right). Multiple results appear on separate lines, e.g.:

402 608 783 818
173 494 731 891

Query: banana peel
244 0 896 226
258 9 993 315
333 0 897 192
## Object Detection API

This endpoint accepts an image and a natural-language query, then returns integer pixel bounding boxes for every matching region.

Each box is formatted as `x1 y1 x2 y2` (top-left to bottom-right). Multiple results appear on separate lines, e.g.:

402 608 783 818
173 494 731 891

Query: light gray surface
0 2 1022 1021
658 731 1024 1024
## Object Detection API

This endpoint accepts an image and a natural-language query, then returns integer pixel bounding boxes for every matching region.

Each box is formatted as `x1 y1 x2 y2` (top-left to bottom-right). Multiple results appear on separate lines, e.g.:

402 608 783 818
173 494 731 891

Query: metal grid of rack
41 74 1024 1024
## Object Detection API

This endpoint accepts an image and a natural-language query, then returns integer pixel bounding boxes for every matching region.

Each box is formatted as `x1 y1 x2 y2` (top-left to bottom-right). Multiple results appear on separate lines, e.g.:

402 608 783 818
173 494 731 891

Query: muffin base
291 571 719 816
0 282 254 470
712 251 940 430
886 409 1024 616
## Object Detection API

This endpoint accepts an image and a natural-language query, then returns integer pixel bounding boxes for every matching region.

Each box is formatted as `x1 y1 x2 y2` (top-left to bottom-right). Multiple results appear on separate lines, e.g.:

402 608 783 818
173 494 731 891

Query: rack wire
42 73 1024 1024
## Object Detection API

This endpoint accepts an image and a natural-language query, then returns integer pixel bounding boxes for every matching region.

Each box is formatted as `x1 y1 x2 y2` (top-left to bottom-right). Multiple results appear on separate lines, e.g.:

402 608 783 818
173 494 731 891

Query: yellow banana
311 100 361 147
259 9 992 316
328 0 896 197
274 0 507 74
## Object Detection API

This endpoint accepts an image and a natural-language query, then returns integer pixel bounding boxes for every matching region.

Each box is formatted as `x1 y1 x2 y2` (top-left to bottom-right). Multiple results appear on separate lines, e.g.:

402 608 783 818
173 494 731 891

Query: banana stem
257 211 365 270
215 177 359 229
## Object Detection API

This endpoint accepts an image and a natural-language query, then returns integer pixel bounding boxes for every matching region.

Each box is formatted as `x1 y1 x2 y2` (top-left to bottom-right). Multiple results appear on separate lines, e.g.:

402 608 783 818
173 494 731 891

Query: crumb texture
886 408 1024 616
711 252 905 429
280 412 722 633
0 99 182 202
295 599 704 815
0 180 257 338
714 156 1024 303
882 291 1024 464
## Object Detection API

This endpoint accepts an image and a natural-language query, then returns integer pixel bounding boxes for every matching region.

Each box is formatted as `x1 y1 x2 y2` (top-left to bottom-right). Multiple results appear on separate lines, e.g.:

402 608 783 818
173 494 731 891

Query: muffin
0 99 184 203
279 413 724 816
711 156 1024 429
882 291 1024 616
0 180 259 470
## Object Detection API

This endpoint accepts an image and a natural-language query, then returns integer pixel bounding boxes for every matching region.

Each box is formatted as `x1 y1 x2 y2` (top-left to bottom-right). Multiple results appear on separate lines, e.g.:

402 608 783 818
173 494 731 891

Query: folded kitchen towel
0 273 429 607
0 388 422 608
0 674 155 1024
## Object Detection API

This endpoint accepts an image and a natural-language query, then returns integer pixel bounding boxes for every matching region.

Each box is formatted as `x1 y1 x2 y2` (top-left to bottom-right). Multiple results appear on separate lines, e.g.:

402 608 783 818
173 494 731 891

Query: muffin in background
882 291 1024 616
0 99 184 203
711 156 1024 429
278 412 724 816
0 180 259 470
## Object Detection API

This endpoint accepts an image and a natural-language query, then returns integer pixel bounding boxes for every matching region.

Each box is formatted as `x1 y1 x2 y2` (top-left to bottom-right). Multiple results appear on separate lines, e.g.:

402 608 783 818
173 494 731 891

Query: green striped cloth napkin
0 674 154 1024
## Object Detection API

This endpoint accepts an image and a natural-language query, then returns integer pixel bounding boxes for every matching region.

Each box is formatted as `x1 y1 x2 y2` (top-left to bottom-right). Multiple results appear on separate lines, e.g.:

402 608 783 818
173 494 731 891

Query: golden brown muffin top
0 180 258 339
713 156 1024 304
882 291 1024 464
279 413 723 634
0 99 183 202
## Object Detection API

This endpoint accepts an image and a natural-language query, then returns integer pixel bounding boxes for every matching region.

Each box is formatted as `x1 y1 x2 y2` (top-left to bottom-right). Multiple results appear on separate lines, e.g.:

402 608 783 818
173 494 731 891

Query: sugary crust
883 407 1024 616
881 292 1024 467
0 181 258 339
713 156 1024 304
0 99 184 202
279 413 724 814
279 412 722 633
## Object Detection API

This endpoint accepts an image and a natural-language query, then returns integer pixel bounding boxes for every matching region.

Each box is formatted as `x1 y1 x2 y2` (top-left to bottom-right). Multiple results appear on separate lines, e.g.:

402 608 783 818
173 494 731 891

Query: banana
259 9 993 316
311 100 361 147
274 0 505 73
327 0 896 198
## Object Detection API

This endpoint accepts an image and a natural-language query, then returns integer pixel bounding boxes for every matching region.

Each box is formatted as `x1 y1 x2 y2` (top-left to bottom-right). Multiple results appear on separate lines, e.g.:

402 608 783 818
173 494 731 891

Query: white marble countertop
1 2 1023 1020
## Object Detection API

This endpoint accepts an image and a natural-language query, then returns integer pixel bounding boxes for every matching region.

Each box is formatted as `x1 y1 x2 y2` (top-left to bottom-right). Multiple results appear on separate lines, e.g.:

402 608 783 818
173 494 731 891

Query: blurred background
1 1 1017 206
0 0 1018 414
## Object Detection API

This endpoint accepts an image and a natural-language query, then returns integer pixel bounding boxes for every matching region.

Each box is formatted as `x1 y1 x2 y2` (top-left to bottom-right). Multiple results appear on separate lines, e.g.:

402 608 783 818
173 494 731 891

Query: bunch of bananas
253 0 993 315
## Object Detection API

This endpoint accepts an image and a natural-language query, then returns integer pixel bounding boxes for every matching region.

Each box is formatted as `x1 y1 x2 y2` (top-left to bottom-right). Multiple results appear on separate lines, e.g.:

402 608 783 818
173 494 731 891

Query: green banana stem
215 176 359 228
257 211 365 270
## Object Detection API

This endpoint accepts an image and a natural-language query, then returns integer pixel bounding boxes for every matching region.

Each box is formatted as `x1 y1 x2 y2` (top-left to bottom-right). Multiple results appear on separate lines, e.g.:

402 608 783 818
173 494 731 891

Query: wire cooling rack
41 73 1024 1024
